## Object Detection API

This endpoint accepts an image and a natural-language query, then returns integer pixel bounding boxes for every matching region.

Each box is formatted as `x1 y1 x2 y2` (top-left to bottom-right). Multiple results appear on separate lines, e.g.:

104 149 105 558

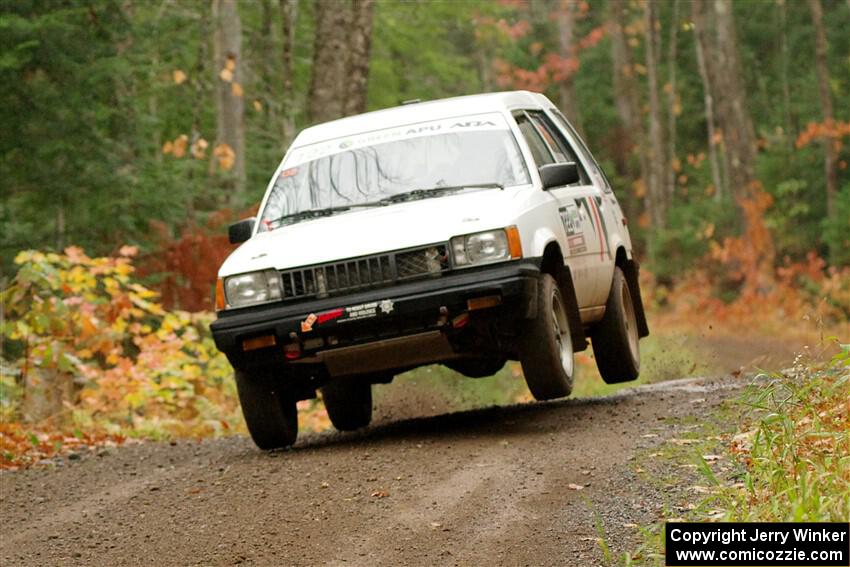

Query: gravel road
1 376 743 567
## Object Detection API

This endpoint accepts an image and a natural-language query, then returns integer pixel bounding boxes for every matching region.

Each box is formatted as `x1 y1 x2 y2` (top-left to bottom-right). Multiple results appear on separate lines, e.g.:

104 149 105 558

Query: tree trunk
259 0 280 144
692 0 726 201
711 0 757 200
556 0 581 133
665 0 679 203
609 0 640 174
807 0 837 221
608 0 649 228
22 358 74 425
55 199 66 251
778 0 794 151
308 0 351 123
644 0 667 230
280 0 298 145
478 49 494 92
344 0 375 116
706 0 772 275
212 0 246 204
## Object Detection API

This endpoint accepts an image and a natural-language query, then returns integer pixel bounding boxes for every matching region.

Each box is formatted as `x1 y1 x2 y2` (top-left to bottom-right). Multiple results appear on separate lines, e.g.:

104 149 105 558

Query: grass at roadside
624 341 850 566
379 331 712 412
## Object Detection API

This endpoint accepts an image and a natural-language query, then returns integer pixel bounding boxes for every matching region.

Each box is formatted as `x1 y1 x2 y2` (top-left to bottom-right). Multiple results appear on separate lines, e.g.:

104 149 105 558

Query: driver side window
514 110 588 185
550 109 613 193
515 113 555 167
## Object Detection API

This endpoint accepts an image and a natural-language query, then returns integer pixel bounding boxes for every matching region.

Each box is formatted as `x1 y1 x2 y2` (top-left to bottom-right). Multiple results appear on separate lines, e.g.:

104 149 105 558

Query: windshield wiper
377 183 503 205
271 203 376 227
271 183 503 226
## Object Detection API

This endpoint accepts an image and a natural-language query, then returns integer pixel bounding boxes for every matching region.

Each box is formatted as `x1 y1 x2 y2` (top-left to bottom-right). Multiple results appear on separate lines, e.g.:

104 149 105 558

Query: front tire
235 369 299 450
321 378 372 431
592 266 641 384
519 274 575 400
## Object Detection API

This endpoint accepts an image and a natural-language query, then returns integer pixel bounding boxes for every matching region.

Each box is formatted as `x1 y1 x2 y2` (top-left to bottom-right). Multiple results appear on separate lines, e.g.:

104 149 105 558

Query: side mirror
228 217 256 244
539 162 580 190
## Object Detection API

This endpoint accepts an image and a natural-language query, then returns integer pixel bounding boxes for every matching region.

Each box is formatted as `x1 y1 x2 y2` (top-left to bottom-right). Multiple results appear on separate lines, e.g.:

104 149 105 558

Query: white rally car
211 91 649 449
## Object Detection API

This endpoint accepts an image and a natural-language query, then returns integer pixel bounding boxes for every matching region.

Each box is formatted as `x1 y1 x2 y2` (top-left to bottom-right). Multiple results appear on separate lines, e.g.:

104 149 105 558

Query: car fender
607 232 631 262
512 196 569 260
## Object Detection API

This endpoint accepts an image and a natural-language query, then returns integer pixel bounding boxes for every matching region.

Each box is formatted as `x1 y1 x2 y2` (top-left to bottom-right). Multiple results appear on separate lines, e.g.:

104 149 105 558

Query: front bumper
210 260 541 369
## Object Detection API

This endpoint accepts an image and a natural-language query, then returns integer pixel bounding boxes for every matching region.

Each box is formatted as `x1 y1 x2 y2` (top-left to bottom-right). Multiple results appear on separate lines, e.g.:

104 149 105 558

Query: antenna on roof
401 99 422 105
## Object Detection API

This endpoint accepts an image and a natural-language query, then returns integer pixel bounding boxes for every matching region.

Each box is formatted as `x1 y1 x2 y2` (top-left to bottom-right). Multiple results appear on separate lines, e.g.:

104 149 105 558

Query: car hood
219 185 533 276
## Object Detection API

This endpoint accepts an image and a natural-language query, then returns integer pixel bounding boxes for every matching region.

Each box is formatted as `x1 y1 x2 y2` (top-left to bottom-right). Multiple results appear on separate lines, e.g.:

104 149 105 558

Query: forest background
1 0 848 465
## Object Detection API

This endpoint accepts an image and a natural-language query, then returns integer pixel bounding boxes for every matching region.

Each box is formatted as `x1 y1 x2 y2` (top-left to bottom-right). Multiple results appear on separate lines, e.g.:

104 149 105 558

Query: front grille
280 244 450 301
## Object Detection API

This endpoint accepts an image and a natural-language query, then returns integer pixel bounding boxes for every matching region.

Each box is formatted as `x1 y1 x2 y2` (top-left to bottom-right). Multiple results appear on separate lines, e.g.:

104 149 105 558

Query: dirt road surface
1 376 744 567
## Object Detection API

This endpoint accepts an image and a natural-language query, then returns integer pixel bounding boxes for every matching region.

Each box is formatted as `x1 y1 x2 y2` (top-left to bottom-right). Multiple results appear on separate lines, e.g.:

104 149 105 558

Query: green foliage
382 363 530 410
648 198 735 283
0 1 129 259
821 183 850 265
369 1 489 110
1 0 848 278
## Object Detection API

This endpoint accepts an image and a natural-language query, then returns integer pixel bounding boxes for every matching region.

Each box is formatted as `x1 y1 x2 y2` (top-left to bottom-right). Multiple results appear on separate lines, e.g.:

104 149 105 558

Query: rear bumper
210 260 541 370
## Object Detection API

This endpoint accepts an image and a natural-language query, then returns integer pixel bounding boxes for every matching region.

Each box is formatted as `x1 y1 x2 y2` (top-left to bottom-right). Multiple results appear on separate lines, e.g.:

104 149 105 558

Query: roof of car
292 91 553 147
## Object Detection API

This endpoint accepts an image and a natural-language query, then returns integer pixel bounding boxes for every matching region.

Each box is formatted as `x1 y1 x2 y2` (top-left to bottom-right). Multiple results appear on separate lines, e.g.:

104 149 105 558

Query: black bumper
210 260 542 361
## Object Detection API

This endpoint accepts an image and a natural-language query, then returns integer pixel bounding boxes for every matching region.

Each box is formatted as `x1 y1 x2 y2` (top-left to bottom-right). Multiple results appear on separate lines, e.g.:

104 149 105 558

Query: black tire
234 369 298 450
321 378 372 431
444 357 507 378
592 266 641 384
519 273 575 400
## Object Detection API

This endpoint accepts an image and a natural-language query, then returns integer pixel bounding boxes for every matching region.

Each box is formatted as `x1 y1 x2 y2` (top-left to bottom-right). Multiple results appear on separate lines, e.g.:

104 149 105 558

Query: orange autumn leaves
0 424 127 470
162 60 252 172
0 247 339 468
1 248 243 440
162 135 234 172
796 120 850 170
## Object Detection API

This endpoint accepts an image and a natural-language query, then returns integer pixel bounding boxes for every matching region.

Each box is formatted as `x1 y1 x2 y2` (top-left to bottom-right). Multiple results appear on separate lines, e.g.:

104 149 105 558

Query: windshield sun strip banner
283 112 511 167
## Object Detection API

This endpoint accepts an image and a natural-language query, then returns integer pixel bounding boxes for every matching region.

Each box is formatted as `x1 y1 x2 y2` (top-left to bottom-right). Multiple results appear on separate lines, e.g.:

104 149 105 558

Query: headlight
224 269 282 308
451 227 522 267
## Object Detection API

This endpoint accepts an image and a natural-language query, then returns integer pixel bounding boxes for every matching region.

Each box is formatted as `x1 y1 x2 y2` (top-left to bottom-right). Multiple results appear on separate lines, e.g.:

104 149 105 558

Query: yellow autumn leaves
164 62 260 172
217 55 246 97
162 134 216 164
162 134 233 171
2 248 244 437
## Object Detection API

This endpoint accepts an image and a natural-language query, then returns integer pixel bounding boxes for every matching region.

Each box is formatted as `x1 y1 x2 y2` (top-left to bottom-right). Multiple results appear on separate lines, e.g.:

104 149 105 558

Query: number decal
559 205 587 254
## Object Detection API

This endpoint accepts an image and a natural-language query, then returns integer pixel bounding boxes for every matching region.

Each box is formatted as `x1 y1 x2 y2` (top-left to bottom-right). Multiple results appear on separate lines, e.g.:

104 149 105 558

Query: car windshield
258 112 530 229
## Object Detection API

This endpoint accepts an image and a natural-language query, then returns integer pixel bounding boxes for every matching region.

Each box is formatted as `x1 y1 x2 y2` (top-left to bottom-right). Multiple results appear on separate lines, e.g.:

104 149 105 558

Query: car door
541 109 620 307
512 110 600 310
548 109 632 255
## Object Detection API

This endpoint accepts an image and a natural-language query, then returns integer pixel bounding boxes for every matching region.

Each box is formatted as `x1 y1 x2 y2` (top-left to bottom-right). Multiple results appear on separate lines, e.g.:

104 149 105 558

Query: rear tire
519 273 574 400
235 369 298 450
321 379 373 431
592 267 641 384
